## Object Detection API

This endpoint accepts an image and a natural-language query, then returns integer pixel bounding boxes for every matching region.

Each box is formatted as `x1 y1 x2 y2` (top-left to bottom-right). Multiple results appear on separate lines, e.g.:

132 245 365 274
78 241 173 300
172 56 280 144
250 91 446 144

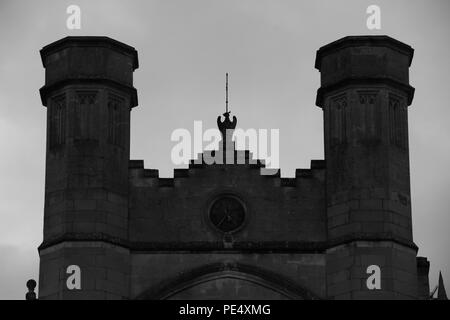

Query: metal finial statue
217 73 237 162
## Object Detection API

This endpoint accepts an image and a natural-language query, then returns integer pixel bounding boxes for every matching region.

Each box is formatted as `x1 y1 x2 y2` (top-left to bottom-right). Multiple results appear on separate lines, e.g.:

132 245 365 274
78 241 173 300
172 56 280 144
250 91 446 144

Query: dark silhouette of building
430 271 448 300
37 35 434 299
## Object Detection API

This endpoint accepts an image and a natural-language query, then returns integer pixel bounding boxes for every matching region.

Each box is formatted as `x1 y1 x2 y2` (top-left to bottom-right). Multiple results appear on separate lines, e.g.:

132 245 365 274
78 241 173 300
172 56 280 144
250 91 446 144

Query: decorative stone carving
329 94 347 147
73 91 98 140
358 91 380 143
49 94 66 148
389 94 407 150
107 93 126 147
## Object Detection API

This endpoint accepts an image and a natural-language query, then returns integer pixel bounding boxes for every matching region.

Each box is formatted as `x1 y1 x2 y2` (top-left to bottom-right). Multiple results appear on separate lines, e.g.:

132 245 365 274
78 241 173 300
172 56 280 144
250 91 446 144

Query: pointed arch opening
135 262 321 300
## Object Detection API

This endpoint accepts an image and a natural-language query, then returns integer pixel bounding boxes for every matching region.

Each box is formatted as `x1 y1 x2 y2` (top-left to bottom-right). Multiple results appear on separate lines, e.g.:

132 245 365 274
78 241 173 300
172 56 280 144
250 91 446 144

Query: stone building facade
37 35 430 299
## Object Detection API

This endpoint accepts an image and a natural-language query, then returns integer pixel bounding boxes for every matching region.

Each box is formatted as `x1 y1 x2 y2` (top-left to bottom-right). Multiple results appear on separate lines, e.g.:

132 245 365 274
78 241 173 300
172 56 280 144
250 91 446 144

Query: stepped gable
129 156 325 188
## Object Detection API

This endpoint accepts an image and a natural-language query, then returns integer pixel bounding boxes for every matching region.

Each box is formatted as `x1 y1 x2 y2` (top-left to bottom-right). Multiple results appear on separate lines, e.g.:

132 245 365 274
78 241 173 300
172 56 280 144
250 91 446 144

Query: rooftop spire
226 73 229 114
217 72 237 158
217 72 236 133
438 271 448 300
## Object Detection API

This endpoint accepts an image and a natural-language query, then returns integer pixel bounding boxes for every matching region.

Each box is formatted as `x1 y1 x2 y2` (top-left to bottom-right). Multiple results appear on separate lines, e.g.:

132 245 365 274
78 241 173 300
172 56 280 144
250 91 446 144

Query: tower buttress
316 36 419 299
38 37 138 299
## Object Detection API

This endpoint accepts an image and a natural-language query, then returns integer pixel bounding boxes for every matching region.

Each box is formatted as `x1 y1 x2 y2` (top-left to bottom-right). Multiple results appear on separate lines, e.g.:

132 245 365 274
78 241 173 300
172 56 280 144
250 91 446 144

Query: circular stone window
209 195 246 233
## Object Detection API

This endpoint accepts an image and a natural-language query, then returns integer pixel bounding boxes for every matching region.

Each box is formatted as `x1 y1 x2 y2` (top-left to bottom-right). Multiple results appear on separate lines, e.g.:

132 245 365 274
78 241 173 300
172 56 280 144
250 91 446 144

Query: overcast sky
0 0 449 299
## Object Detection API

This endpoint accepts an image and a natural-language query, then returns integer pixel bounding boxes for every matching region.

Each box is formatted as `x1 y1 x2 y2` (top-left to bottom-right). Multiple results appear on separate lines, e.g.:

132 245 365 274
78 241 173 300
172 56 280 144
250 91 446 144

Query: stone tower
315 36 418 299
38 37 138 299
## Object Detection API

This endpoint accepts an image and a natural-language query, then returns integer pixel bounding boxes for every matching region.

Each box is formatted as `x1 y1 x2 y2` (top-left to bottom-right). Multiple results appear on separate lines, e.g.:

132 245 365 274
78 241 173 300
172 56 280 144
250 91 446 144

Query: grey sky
0 0 449 299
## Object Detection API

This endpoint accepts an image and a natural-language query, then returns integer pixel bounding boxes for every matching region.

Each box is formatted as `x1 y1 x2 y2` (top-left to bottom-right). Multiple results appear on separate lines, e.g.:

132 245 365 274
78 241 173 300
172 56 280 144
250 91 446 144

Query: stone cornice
39 78 138 108
315 77 415 107
38 232 418 253
315 35 414 70
40 36 139 70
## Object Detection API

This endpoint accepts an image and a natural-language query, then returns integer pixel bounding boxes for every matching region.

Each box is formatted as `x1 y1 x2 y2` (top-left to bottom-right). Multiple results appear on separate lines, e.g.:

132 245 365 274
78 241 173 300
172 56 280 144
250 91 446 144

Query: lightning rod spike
226 73 229 114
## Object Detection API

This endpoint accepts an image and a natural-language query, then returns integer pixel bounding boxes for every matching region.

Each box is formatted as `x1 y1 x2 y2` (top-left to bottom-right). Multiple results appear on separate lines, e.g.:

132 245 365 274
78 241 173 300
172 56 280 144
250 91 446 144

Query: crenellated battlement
128 157 325 188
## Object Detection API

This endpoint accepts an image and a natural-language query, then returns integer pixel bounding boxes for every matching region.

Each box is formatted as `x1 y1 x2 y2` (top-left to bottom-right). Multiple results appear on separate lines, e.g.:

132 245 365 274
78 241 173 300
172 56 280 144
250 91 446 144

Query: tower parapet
39 37 138 299
315 35 419 299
